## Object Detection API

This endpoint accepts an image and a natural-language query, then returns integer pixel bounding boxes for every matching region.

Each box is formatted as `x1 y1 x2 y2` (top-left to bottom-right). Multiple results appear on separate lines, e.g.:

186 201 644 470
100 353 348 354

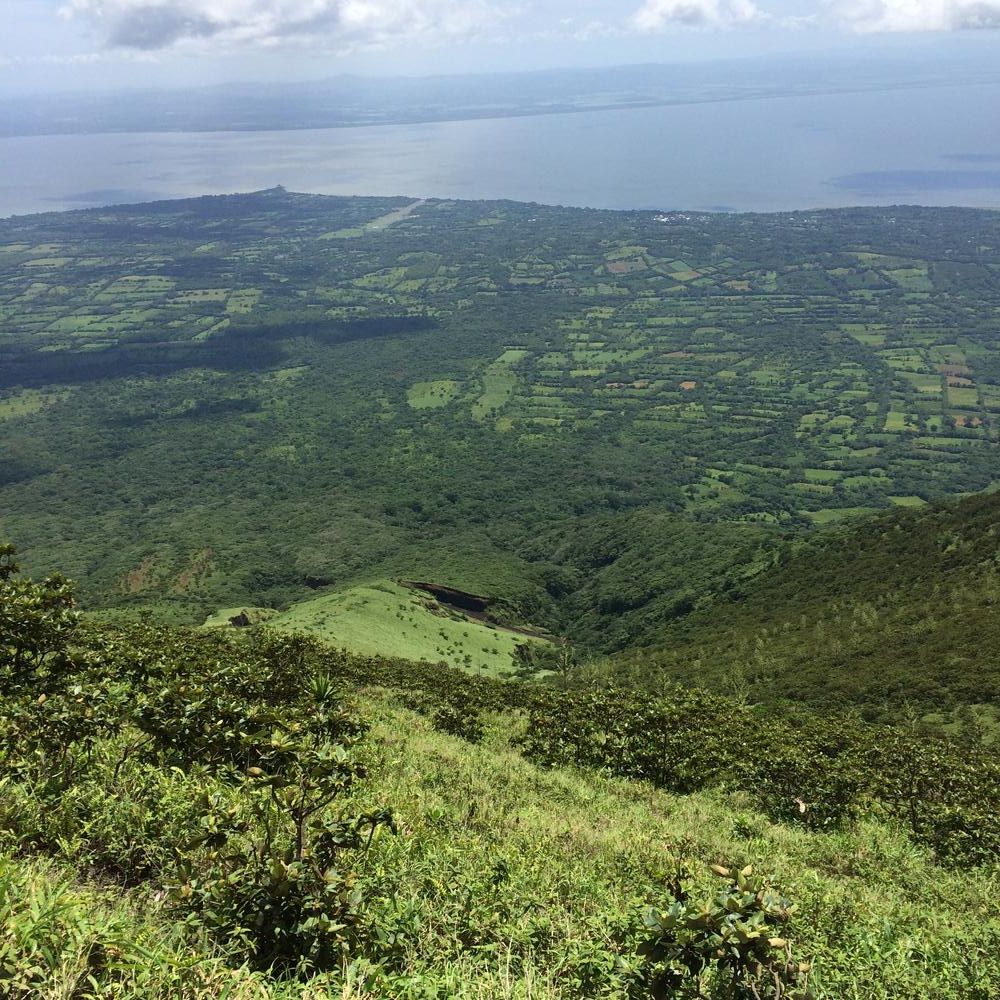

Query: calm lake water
3 81 1000 218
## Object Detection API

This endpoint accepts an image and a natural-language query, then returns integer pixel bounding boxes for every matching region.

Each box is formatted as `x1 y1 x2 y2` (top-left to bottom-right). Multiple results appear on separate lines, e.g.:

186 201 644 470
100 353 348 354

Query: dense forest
593 489 1000 730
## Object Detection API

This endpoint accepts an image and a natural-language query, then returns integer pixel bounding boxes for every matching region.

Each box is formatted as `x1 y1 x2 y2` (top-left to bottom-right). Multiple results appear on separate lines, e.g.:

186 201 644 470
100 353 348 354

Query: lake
3 80 1000 218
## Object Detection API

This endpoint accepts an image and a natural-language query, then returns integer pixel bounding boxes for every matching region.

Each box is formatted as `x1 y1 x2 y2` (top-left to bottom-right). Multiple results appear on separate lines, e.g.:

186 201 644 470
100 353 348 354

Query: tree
0 543 78 682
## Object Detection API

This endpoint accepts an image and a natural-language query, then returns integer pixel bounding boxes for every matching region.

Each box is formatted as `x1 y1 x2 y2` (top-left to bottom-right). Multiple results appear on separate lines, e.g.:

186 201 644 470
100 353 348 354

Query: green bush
634 864 810 999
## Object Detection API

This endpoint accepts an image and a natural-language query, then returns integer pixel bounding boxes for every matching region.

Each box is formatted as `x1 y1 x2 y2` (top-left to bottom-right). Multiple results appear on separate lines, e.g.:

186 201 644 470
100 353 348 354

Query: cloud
831 0 1000 31
629 0 764 30
58 0 506 51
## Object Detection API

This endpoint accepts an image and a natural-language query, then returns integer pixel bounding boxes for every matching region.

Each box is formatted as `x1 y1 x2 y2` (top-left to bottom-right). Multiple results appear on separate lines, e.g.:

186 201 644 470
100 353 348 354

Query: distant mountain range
4 49 1000 137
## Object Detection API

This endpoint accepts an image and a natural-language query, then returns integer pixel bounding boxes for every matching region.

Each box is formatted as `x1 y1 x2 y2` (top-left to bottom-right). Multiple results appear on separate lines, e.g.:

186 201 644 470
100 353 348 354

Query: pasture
262 580 549 676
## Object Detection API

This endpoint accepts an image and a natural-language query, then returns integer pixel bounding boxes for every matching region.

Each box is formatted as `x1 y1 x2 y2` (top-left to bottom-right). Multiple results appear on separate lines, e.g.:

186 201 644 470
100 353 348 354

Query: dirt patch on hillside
401 579 553 641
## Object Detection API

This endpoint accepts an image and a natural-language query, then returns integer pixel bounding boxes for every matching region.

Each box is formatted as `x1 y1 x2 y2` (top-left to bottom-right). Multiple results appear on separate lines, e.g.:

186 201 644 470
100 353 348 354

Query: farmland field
2 191 1000 638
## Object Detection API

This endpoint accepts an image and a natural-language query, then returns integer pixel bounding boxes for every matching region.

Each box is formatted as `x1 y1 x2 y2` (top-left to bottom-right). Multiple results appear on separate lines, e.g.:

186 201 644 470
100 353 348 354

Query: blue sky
2 0 999 95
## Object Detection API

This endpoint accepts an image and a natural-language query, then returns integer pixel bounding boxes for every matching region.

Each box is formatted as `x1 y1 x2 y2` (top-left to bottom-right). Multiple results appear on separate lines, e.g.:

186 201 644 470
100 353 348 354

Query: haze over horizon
3 0 1000 97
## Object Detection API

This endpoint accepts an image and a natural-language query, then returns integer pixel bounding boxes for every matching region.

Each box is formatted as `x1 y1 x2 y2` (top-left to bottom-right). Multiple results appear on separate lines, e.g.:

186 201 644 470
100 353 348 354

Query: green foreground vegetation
2 551 998 998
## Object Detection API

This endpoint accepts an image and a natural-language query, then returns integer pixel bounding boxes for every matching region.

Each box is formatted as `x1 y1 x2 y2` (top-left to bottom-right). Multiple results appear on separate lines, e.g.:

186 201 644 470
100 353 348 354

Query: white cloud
58 0 507 51
629 0 764 30
831 0 1000 31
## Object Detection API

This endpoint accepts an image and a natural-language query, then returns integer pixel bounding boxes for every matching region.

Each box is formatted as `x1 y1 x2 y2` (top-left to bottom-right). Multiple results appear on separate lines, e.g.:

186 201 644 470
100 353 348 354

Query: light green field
256 580 548 676
353 267 407 290
104 276 175 294
472 350 527 420
407 379 460 409
805 507 880 524
173 288 229 303
321 200 427 240
23 257 71 268
365 199 426 231
948 386 979 408
473 370 517 420
916 436 969 448
268 365 310 383
884 410 916 432
191 318 230 341
46 314 100 333
202 606 279 628
899 372 942 393
842 474 887 487
226 288 263 313
804 468 841 483
885 267 933 291
605 245 647 260
496 348 530 364
0 388 69 420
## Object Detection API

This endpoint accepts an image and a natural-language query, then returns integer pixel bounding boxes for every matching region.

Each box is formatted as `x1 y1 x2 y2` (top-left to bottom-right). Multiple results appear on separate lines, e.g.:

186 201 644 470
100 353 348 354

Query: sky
2 0 999 95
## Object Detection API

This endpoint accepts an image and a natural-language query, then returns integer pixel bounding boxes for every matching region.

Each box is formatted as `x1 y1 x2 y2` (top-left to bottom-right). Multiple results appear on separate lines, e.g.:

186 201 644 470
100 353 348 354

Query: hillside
601 489 1000 728
3 192 1000 640
207 578 554 676
2 555 998 997
6 689 996 998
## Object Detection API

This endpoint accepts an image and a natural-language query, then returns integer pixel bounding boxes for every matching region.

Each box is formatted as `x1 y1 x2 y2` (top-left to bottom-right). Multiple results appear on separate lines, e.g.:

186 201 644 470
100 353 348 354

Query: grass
885 267 934 292
805 507 880 524
884 410 916 432
365 200 425 231
472 370 517 420
406 380 460 410
264 580 546 676
8 691 996 998
472 352 526 421
916 436 971 448
202 606 279 628
0 388 69 421
0 856 292 998
899 372 942 393
341 695 1000 998
23 257 71 268
226 289 262 314
948 386 979 408
804 468 841 483
322 200 428 240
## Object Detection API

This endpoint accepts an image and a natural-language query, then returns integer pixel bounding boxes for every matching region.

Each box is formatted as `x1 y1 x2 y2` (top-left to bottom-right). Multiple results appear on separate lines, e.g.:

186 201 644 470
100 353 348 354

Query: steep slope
2 546 997 998
8 689 999 998
521 509 780 652
603 490 1000 724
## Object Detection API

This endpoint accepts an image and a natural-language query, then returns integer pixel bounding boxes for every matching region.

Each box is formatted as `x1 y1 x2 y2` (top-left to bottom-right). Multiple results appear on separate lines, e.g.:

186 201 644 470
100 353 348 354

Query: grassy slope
6 693 998 998
352 696 999 998
258 580 548 676
604 490 1000 723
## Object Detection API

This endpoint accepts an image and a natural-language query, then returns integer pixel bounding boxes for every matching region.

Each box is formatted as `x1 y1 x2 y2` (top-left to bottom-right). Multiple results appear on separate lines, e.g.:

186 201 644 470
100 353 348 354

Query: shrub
634 864 811 999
